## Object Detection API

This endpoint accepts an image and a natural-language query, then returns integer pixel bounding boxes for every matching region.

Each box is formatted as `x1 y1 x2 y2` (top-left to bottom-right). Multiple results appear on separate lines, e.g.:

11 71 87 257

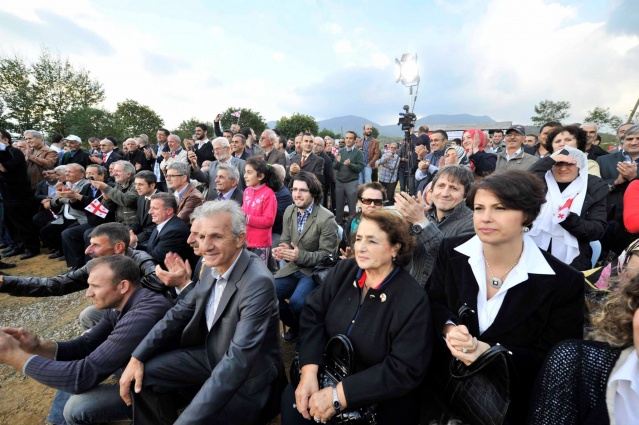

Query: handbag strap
324 334 354 375
449 344 511 379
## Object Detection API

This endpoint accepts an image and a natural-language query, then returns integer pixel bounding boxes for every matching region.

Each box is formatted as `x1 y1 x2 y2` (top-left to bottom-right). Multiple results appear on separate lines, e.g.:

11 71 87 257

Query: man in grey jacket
395 165 475 286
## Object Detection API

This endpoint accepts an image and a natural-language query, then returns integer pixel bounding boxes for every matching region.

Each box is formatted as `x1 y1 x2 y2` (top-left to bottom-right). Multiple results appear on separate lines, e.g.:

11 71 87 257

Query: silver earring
522 226 530 233
392 255 396 262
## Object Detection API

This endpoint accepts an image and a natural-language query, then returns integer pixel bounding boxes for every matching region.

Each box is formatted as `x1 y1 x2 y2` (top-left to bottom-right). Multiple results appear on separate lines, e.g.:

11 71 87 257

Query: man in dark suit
32 167 59 231
190 137 246 200
313 136 335 208
60 135 90 168
206 163 243 205
135 192 192 269
258 130 287 167
597 124 639 253
119 200 285 425
287 132 324 187
88 138 121 180
192 123 215 168
151 129 170 192
129 171 157 251
166 162 204 224
230 133 250 160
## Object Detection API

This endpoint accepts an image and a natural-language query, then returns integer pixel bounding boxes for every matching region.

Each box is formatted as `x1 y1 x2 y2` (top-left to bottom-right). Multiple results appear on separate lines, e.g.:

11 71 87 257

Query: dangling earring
522 226 530 233
392 255 397 262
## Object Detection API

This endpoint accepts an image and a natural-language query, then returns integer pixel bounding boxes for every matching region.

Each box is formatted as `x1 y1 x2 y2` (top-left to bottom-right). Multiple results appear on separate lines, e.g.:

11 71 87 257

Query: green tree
371 126 380 139
317 128 341 139
111 99 164 143
275 113 319 139
219 107 268 135
30 49 105 135
584 106 623 133
0 55 42 132
172 117 215 141
62 106 114 143
531 100 571 126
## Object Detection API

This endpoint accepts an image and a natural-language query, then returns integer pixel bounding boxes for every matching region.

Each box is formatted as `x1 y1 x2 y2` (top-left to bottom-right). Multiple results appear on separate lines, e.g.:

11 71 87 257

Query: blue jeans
63 384 131 425
275 271 317 332
46 390 71 425
358 166 372 184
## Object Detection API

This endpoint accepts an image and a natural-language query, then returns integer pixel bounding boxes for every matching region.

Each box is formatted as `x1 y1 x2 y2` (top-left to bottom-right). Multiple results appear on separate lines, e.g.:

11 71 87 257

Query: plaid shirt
297 203 314 234
377 152 399 183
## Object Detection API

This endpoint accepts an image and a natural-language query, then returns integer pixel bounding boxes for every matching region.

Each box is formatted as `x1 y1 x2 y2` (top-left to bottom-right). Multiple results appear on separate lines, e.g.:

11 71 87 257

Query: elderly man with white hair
581 123 609 161
24 130 59 190
259 130 287 167
189 137 246 200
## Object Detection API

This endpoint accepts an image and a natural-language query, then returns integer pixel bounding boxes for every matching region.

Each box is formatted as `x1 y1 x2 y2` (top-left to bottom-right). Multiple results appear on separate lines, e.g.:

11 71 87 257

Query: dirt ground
0 254 294 425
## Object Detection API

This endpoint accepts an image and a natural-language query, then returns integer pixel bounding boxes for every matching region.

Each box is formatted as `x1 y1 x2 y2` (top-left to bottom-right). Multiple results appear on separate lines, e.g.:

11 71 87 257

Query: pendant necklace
484 253 522 289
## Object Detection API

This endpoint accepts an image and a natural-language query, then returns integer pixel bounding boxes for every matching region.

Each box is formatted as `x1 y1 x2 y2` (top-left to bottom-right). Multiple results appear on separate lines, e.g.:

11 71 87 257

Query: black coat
61 149 91 168
300 259 433 424
143 215 193 269
193 141 215 168
529 156 608 270
426 234 585 423
130 196 155 247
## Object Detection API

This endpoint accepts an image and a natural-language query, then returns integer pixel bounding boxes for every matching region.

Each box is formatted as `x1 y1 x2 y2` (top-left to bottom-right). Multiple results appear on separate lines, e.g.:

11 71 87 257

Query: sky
1 0 638 130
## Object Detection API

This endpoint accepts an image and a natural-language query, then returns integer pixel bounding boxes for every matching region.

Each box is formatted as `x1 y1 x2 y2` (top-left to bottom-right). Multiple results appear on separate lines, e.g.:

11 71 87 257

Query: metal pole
628 97 639 124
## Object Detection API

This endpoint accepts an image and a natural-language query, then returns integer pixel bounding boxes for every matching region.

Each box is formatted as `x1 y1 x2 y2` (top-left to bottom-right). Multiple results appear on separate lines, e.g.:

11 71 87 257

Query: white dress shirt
204 252 242 330
454 234 555 334
608 347 639 425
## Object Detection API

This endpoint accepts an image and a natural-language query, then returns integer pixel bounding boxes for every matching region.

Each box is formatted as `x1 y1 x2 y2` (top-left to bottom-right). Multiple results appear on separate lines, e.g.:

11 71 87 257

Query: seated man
394 165 475 288
272 171 339 342
0 222 166 299
119 200 285 424
90 160 138 226
165 162 204 224
129 170 158 251
208 163 243 205
134 192 192 269
0 256 173 425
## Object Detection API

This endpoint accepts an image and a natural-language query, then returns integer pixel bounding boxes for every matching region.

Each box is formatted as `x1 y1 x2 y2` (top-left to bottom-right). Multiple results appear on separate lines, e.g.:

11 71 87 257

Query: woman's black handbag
290 334 377 425
443 305 511 425
311 254 339 285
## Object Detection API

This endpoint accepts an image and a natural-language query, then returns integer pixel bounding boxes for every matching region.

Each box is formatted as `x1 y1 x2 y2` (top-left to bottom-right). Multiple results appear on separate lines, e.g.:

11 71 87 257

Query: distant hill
267 114 496 137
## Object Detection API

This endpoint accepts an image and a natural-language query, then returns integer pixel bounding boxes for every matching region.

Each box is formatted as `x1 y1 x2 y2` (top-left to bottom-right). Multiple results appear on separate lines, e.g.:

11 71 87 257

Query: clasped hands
295 366 344 423
444 324 490 366
272 242 299 262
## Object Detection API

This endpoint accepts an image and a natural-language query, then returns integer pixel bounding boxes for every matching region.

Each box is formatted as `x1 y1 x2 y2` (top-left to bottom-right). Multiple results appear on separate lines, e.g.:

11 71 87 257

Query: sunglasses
618 238 639 274
359 197 384 206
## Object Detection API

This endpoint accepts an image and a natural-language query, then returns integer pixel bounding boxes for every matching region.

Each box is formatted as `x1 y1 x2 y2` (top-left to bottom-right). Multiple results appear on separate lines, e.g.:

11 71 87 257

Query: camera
397 105 417 132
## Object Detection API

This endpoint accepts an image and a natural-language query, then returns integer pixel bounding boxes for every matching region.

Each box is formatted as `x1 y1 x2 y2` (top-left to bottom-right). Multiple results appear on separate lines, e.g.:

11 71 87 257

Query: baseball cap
506 125 526 136
63 135 82 143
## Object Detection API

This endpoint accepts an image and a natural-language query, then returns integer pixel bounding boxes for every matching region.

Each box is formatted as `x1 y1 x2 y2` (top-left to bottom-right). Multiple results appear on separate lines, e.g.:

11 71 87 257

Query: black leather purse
290 334 377 425
311 254 339 285
443 305 511 425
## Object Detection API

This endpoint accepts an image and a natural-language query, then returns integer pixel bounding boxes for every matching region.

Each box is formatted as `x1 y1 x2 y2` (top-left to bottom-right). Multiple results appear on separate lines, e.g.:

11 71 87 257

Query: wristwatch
332 386 341 412
409 221 428 235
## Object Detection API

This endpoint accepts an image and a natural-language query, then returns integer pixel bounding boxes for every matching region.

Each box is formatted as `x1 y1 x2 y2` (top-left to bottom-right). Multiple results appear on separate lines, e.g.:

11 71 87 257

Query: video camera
397 105 417 132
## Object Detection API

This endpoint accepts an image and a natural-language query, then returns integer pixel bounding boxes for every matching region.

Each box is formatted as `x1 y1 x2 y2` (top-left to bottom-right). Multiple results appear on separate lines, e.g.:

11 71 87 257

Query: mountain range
267 114 497 137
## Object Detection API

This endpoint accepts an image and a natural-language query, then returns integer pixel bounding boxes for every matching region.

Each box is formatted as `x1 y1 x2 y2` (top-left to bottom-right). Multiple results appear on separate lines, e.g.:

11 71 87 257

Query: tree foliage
370 126 380 139
219 107 268 135
275 113 319 139
531 100 571 126
172 117 215 141
0 55 41 132
584 106 623 133
62 107 114 143
0 49 105 135
317 128 341 139
110 99 164 143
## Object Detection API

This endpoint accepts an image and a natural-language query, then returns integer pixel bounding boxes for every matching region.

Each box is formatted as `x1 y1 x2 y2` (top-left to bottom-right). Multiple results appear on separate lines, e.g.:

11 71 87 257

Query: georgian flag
84 199 109 218
553 195 578 224
231 110 241 118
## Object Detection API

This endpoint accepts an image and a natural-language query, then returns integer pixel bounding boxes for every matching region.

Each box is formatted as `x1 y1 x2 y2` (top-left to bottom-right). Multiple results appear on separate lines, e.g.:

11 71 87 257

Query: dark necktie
218 192 224 201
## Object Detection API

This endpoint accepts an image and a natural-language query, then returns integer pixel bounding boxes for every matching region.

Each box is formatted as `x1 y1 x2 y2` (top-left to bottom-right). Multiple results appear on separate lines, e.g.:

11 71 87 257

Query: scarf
529 146 587 265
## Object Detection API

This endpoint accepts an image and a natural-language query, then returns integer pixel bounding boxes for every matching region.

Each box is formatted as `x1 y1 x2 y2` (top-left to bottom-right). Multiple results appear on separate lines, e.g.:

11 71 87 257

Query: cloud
272 51 285 61
0 9 114 56
606 0 639 36
323 22 342 34
141 51 191 76
333 40 354 53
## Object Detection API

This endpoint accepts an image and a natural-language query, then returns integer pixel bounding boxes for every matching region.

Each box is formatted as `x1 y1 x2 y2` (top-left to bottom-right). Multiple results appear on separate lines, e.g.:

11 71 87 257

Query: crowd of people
0 118 638 425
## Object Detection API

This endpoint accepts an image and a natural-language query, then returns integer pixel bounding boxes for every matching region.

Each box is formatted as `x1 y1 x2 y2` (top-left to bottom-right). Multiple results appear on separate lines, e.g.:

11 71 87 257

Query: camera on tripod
397 105 417 132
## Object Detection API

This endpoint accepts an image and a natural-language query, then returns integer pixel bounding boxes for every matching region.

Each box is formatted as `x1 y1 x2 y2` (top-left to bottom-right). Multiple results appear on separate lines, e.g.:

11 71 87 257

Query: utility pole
628 97 639 124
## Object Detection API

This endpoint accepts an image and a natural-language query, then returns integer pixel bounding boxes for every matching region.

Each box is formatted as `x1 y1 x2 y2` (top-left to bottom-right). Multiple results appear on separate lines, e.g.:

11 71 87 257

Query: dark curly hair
545 125 587 154
245 157 281 192
591 273 639 348
358 210 414 267
466 170 546 228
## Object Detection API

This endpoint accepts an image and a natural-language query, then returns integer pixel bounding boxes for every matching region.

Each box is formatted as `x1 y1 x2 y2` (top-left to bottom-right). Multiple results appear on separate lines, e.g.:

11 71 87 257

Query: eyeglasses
359 198 384 206
165 174 184 178
291 187 310 193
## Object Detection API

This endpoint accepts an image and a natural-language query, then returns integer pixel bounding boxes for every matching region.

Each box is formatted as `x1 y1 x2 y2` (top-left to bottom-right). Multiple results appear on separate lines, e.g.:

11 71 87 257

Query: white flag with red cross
553 194 578 224
84 199 109 218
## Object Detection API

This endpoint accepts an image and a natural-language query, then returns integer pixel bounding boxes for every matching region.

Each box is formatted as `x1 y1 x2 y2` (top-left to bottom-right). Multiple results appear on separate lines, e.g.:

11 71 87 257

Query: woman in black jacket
528 145 608 271
425 170 584 424
283 210 433 425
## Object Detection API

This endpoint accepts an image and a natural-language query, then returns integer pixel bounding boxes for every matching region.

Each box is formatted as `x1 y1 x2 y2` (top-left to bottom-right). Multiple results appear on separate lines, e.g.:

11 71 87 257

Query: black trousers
61 222 94 267
41 218 77 252
4 199 39 251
